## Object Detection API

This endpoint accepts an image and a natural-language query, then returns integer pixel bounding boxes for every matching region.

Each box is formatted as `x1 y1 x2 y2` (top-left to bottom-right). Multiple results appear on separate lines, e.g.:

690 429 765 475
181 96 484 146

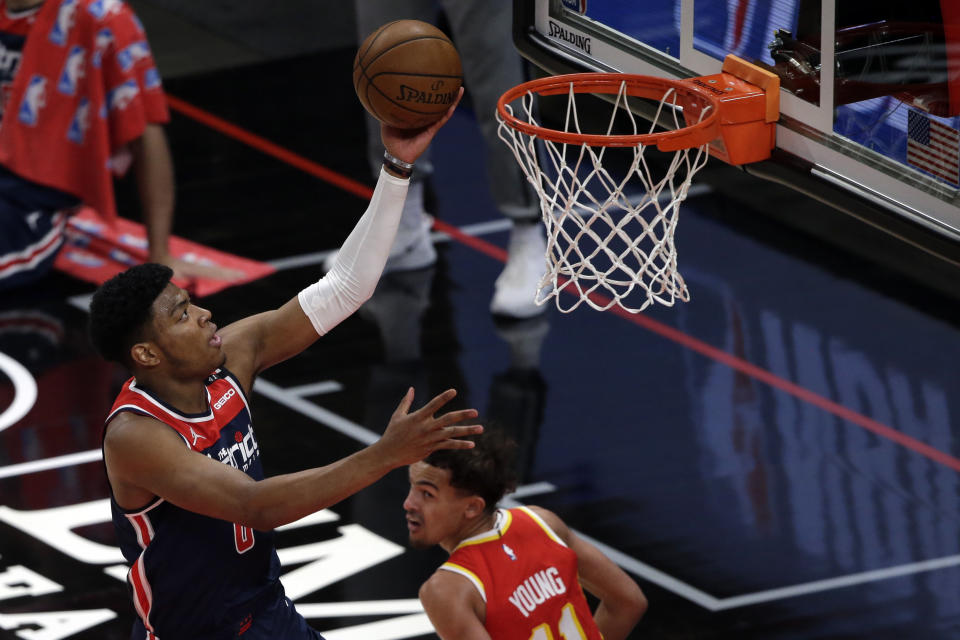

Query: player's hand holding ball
353 19 464 165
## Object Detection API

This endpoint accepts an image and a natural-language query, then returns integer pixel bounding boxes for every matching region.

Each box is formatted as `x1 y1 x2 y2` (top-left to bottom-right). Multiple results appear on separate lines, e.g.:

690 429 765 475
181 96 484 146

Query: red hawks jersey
441 506 603 640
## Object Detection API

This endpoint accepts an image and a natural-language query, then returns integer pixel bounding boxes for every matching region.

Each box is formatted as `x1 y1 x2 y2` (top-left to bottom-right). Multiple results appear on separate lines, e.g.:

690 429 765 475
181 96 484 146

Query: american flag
907 109 960 185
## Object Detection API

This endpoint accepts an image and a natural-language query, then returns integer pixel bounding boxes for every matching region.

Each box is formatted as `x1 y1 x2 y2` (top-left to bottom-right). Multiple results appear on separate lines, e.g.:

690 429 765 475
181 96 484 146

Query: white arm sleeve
297 167 409 335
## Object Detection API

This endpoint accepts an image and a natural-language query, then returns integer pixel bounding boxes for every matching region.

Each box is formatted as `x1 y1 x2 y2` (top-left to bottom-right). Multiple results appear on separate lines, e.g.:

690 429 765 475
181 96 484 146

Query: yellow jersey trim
454 509 513 550
518 506 566 547
439 561 487 602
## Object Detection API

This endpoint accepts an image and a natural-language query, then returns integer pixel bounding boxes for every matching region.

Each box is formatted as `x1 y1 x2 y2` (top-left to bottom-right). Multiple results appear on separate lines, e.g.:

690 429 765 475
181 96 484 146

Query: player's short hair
425 427 518 514
88 263 173 364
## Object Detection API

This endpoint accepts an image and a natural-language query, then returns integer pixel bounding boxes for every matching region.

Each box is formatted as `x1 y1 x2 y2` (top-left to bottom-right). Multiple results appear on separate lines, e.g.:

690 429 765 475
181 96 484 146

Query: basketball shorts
128 582 325 640
0 165 79 291
230 588 326 639
0 205 67 291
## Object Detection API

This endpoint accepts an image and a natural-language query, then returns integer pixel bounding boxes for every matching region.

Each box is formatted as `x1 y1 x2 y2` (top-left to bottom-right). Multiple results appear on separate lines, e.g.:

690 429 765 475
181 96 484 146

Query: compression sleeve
297 167 409 335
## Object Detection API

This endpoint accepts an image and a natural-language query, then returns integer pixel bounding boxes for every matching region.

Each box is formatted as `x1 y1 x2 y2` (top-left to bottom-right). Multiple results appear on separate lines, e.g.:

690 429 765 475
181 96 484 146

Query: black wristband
383 150 414 179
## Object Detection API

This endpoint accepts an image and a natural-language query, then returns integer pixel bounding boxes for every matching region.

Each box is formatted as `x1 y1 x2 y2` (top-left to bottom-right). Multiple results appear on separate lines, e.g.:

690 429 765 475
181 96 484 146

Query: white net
497 79 712 313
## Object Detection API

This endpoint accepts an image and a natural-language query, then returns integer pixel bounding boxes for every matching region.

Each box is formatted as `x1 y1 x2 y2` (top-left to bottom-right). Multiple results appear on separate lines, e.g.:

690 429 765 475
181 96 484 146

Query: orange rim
497 73 721 150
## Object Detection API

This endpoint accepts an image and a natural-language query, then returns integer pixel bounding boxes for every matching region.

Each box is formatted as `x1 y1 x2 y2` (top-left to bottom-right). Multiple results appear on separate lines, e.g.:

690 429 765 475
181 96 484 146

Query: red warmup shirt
0 0 169 222
441 506 603 640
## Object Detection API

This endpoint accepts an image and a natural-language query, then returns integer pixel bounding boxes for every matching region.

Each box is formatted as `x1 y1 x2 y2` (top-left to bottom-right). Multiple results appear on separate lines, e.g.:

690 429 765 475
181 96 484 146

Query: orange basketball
353 20 463 129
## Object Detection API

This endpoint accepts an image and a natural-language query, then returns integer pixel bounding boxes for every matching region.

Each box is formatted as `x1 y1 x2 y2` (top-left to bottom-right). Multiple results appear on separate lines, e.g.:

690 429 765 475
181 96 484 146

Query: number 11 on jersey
529 603 589 639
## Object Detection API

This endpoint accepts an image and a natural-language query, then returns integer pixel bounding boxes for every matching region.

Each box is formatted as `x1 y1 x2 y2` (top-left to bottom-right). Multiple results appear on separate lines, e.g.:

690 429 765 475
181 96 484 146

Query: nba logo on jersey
561 0 587 14
92 29 113 68
49 0 79 46
117 41 150 72
503 543 517 561
87 0 122 21
144 67 161 90
107 79 138 111
18 75 46 126
67 97 91 144
57 45 86 96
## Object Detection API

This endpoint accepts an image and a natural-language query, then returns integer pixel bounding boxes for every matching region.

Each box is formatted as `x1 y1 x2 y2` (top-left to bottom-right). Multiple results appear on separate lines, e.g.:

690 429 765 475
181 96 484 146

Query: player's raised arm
220 88 464 390
529 506 648 640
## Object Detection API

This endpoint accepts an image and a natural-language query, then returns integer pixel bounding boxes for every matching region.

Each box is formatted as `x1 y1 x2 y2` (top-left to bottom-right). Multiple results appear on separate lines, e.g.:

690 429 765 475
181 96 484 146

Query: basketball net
497 79 712 314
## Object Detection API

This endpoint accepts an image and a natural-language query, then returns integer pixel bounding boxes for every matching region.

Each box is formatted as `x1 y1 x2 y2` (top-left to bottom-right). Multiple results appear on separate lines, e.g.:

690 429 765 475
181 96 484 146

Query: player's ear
464 496 486 519
130 341 160 367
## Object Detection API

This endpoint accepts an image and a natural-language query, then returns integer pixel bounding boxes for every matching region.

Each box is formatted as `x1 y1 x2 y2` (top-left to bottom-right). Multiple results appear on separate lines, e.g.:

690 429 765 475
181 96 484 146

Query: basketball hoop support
679 55 780 165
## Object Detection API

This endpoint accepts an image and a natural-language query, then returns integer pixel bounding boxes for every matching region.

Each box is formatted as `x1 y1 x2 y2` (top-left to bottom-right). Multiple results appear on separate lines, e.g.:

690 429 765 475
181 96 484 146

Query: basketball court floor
2 3 960 639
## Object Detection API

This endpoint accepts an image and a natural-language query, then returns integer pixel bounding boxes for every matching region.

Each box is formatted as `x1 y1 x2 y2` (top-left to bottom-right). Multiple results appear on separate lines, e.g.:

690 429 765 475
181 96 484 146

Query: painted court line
0 449 102 479
267 220 511 271
295 600 423 618
713 554 960 610
286 381 344 397
0 351 36 433
254 378 379 446
165 95 373 201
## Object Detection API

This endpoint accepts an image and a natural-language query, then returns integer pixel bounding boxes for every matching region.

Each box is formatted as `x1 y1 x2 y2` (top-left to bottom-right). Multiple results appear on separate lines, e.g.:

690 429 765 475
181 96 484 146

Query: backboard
512 0 960 265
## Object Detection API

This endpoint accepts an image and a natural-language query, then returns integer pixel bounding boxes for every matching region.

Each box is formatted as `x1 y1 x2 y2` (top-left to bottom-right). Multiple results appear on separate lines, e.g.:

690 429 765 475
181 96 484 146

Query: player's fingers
417 388 458 416
429 87 464 131
434 408 479 429
433 436 479 450
392 387 415 417
440 424 484 440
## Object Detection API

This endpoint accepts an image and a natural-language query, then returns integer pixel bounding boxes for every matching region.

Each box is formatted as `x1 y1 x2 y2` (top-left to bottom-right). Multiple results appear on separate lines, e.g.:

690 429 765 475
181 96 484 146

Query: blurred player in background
0 0 236 290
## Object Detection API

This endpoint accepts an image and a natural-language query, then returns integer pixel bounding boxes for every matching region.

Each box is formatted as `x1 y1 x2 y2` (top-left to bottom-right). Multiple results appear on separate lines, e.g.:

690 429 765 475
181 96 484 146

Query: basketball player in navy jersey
404 431 647 640
88 91 478 639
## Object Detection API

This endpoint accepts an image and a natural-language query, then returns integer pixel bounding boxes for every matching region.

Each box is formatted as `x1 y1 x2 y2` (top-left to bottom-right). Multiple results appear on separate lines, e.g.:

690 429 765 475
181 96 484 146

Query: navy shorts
232 590 325 639
129 583 325 640
0 206 67 291
0 166 78 291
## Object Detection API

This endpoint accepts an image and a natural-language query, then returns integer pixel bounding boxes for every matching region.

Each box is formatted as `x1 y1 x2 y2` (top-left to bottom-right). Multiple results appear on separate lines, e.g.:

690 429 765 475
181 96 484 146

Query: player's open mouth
406 517 421 533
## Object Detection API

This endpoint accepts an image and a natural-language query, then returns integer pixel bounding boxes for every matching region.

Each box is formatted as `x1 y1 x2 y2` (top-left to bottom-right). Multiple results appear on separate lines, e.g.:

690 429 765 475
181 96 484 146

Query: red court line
432 219 508 262
165 94 374 201
602 299 960 473
167 94 960 474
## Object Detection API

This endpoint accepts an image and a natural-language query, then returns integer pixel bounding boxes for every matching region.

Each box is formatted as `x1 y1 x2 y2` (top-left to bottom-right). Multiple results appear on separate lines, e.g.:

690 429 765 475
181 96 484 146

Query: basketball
353 20 463 129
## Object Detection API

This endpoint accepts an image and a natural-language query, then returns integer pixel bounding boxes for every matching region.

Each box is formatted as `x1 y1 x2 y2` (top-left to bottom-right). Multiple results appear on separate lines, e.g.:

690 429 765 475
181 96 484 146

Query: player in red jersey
405 431 647 640
89 90 477 639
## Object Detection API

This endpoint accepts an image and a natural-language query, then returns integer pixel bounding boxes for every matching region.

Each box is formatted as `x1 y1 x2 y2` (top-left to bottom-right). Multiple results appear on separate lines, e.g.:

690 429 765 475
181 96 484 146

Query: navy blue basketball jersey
104 368 281 639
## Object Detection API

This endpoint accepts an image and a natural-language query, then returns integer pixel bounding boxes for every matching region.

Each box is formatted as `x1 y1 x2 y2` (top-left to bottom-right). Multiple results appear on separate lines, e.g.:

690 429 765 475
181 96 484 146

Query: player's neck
446 511 499 553
135 371 210 415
